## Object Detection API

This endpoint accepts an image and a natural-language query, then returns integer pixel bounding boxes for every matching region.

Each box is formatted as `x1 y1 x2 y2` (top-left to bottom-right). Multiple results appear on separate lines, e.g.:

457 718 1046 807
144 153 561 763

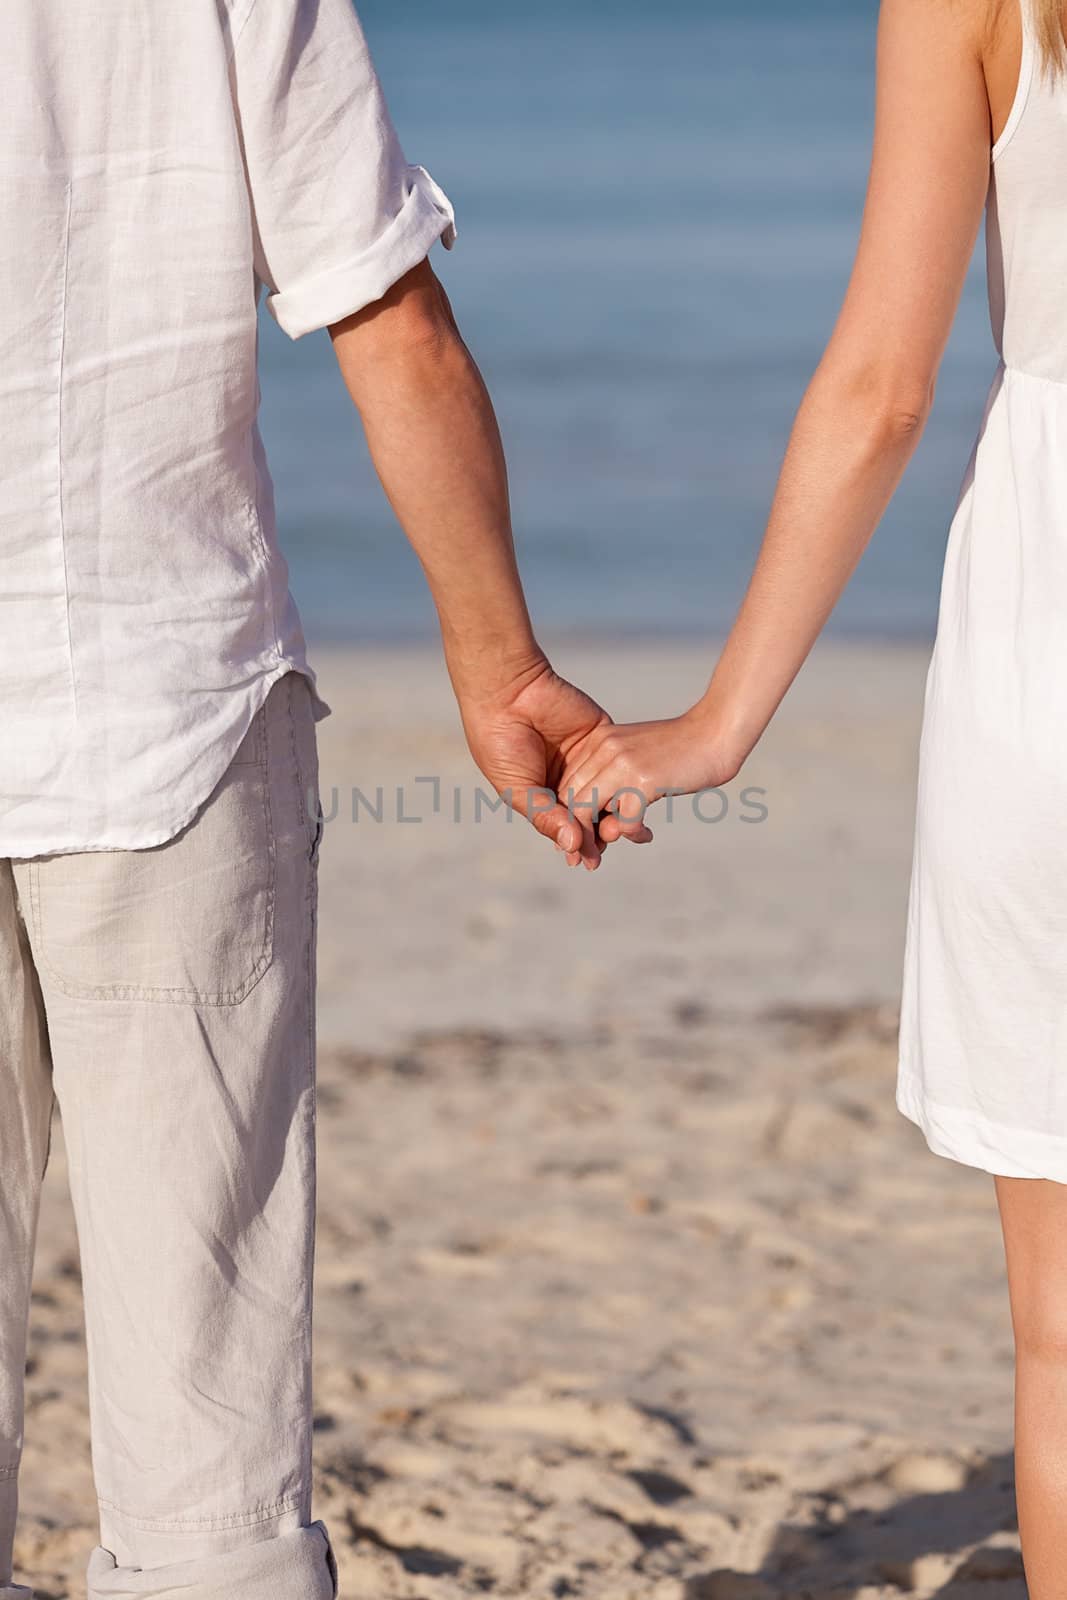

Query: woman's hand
458 659 655 870
553 707 743 850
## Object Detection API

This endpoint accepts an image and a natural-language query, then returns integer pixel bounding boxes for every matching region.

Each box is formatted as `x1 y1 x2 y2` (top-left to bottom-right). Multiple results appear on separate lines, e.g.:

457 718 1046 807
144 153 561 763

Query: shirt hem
8 662 331 862
896 1065 1067 1183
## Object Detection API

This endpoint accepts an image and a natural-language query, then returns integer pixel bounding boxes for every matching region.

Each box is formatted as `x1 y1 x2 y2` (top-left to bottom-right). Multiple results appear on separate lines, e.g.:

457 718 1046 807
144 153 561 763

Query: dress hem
897 1067 1067 1183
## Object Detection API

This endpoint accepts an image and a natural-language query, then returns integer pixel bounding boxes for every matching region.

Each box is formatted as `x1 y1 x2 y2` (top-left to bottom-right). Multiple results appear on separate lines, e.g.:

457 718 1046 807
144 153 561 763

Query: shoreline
305 623 940 652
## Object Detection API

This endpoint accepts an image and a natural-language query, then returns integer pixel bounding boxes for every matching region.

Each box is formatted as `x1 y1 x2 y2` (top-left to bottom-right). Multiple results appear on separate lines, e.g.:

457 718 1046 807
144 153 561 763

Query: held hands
459 658 741 871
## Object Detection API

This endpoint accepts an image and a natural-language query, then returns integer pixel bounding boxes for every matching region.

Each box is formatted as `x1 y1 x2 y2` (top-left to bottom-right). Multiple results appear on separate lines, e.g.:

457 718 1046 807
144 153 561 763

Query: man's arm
328 261 539 714
229 0 633 867
328 260 648 868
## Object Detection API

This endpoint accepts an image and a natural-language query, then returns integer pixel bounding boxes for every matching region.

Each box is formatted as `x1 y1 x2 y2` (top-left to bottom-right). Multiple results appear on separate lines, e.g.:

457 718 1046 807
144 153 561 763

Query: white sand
313 639 926 1048
17 640 1025 1599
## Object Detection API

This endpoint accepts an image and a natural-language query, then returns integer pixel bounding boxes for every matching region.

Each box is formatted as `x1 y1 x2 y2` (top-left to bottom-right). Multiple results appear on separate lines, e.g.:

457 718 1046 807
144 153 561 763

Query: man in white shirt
0 2 644 1596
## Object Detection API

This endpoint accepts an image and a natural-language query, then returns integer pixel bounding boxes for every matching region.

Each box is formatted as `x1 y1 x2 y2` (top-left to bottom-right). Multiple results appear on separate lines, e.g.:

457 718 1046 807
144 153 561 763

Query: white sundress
897 0 1067 1179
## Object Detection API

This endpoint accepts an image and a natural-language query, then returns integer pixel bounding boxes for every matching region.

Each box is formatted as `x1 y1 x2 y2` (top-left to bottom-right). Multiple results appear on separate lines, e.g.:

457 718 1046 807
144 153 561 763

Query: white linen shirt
2 0 455 856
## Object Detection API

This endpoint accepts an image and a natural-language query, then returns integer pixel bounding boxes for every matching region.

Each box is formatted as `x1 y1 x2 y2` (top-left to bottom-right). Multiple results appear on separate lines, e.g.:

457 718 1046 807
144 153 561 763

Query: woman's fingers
553 731 670 867
559 774 652 864
560 760 656 855
598 812 654 846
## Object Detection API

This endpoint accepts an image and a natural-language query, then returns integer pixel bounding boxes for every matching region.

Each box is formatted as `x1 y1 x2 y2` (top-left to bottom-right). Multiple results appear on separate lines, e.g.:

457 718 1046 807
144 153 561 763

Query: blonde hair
1033 0 1067 71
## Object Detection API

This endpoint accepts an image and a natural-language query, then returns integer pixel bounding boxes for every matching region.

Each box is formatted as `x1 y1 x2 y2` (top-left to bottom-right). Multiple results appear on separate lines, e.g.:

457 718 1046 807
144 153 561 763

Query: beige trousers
0 673 336 1599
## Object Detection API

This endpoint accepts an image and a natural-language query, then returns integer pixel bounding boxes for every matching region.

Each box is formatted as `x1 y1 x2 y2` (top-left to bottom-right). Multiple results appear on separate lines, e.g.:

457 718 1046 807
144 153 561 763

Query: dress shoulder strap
992 0 1038 163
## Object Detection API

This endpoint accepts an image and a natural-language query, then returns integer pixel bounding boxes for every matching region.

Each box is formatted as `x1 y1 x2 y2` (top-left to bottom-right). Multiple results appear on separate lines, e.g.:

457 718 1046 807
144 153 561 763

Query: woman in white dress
550 0 1067 1588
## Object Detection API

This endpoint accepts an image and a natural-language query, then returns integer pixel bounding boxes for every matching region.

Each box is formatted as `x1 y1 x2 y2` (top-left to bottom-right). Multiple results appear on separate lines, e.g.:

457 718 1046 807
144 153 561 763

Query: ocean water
257 0 996 643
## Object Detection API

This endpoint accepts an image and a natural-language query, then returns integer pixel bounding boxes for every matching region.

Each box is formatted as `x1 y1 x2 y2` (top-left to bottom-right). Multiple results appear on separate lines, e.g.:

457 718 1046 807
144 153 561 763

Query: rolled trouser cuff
87 1520 337 1600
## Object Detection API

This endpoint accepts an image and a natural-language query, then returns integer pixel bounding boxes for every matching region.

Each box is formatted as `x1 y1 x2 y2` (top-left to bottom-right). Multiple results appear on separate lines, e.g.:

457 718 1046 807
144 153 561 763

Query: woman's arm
559 0 996 841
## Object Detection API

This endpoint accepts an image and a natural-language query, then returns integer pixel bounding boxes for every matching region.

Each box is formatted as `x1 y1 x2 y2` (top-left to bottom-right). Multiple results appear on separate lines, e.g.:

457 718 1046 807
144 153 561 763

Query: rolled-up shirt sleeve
228 0 456 339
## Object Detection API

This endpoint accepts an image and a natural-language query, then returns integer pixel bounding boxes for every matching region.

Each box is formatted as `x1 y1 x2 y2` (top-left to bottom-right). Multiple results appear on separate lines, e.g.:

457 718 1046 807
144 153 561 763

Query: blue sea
257 0 995 644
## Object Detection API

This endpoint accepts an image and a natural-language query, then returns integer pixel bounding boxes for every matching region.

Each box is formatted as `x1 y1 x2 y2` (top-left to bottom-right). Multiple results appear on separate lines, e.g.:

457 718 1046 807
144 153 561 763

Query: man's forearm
330 262 545 707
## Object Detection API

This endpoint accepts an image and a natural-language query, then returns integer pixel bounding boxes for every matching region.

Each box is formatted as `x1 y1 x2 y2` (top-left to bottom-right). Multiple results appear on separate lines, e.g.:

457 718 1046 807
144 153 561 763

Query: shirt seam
56 179 77 717
226 0 261 60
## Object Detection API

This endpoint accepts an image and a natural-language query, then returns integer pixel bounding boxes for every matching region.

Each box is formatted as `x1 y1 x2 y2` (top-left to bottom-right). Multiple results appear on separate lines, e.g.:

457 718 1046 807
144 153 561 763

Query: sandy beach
16 639 1024 1599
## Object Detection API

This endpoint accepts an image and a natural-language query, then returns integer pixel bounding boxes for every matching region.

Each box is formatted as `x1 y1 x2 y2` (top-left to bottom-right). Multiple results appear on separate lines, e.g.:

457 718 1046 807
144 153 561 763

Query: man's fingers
576 819 603 869
525 797 580 851
519 794 602 868
554 806 603 868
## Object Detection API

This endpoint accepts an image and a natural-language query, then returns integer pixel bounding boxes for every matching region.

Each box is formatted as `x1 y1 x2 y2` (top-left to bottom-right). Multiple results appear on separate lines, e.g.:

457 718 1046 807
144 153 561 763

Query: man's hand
459 661 654 871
